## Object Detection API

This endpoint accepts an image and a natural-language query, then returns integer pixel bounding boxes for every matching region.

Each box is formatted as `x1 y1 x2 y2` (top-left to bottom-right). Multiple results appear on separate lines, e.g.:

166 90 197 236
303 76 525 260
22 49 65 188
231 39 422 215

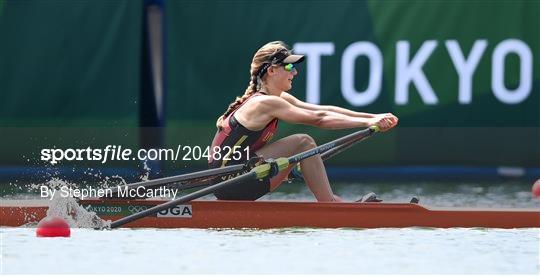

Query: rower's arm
281 92 376 118
260 96 375 130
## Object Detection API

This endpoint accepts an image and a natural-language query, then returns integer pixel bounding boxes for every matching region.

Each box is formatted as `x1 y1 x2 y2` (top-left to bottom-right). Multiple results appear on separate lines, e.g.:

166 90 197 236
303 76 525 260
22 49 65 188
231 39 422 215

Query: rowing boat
2 128 538 230
1 199 539 229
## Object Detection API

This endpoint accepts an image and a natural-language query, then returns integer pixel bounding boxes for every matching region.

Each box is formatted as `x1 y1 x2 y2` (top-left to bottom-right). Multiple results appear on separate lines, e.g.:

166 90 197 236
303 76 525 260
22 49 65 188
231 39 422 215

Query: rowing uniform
208 92 278 200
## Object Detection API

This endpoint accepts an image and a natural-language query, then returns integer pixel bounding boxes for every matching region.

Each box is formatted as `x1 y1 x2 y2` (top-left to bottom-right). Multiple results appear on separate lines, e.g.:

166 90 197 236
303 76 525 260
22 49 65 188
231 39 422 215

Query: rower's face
271 64 298 91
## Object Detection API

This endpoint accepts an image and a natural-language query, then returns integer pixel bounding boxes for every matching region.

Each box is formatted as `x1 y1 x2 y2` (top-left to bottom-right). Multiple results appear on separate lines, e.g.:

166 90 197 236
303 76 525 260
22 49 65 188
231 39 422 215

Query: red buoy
36 217 71 237
532 180 540 198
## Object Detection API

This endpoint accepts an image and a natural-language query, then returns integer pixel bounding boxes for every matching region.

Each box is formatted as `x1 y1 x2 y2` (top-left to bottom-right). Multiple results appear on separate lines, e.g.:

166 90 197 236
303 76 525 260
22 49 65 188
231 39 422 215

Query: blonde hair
216 41 290 129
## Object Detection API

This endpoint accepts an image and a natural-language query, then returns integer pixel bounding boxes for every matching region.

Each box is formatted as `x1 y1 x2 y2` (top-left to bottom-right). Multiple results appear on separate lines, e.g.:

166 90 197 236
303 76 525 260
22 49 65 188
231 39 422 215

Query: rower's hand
371 113 398 132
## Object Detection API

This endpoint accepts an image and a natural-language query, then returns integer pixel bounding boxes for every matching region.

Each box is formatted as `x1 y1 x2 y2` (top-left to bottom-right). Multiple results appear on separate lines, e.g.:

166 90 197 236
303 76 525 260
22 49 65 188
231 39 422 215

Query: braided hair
216 41 291 129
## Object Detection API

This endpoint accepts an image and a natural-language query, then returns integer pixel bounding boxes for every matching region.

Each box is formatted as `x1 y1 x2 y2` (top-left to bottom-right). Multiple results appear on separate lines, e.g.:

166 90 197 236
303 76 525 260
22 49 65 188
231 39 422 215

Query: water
266 180 540 208
1 180 539 274
1 227 538 274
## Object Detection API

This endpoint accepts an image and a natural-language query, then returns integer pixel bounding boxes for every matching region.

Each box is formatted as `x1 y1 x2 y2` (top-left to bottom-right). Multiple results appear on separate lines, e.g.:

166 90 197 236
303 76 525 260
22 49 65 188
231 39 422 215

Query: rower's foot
357 192 383 203
410 196 420 204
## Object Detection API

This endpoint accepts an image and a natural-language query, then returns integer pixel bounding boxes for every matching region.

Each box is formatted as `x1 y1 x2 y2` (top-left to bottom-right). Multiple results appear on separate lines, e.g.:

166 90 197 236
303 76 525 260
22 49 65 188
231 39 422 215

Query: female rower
208 41 398 202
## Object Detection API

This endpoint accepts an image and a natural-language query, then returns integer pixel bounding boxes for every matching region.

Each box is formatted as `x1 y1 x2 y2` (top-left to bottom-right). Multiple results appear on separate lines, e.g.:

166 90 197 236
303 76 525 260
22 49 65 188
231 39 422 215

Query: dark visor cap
281 54 305 64
270 50 305 65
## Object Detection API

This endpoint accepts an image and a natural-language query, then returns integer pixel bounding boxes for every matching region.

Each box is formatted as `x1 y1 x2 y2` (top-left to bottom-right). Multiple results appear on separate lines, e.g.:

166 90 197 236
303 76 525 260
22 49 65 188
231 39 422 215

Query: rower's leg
255 134 340 202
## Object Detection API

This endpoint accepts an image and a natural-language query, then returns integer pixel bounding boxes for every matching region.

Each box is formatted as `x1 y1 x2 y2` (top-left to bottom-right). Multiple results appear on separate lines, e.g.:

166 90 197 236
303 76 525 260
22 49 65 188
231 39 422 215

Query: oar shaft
289 127 376 164
320 133 373 161
110 171 257 228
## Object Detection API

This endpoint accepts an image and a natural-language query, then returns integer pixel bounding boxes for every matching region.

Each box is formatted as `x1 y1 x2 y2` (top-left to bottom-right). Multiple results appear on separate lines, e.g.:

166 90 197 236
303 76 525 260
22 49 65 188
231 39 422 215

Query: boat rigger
1 199 539 229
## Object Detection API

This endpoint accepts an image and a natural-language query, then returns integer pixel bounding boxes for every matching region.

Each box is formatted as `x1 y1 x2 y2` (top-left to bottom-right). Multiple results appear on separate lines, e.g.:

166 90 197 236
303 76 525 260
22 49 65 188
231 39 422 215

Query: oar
138 125 378 194
106 125 377 198
108 126 379 229
286 126 379 164
147 128 377 192
320 130 374 161
286 130 377 180
174 127 378 191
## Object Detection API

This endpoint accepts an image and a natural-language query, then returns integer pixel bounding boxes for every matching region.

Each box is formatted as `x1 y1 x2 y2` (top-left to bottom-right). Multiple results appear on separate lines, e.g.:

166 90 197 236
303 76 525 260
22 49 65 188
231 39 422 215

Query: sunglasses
283 63 295 72
258 62 296 79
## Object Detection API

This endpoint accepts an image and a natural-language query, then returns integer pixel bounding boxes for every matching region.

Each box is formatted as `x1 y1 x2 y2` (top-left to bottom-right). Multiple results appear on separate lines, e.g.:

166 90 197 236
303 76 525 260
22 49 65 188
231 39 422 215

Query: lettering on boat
157 205 193 218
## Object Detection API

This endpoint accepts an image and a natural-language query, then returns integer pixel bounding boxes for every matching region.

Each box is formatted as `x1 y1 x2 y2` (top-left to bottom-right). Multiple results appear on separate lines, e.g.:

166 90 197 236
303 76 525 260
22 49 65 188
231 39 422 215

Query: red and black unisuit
208 92 278 200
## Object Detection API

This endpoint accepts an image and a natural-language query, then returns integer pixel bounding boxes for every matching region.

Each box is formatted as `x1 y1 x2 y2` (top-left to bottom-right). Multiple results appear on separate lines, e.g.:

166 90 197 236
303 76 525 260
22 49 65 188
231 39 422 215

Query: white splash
101 175 128 189
31 178 111 229
46 192 110 229
28 177 76 192
140 160 151 181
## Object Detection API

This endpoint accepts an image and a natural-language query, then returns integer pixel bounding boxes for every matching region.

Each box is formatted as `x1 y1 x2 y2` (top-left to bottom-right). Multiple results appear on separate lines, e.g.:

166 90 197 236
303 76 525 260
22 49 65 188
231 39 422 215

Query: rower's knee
296 134 317 151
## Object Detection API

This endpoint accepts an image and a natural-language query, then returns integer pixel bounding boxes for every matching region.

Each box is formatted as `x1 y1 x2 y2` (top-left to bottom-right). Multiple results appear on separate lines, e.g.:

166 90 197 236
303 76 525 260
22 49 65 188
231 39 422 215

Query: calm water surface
1 227 539 274
2 225 540 274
